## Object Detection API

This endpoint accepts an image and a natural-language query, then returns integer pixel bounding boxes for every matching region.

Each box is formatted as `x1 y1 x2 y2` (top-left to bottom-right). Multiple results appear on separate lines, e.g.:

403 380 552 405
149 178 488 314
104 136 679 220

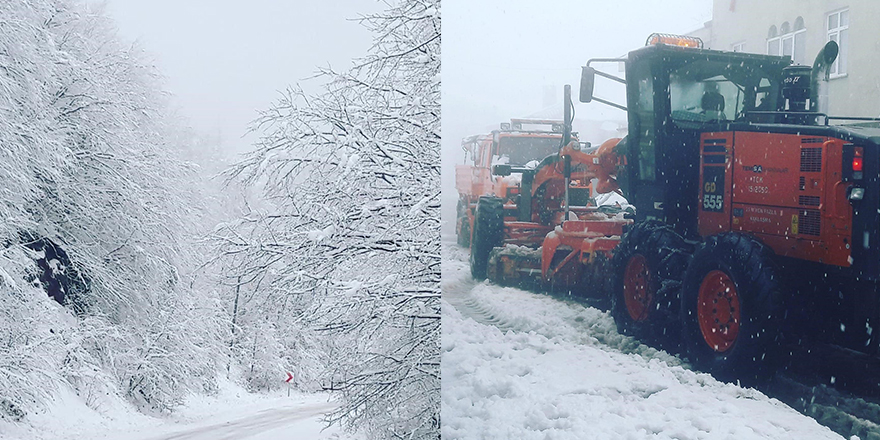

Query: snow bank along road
441 239 859 440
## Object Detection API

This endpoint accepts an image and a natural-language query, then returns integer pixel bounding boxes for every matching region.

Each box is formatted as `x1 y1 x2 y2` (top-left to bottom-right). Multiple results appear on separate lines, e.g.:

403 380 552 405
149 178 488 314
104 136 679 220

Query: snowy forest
0 0 439 439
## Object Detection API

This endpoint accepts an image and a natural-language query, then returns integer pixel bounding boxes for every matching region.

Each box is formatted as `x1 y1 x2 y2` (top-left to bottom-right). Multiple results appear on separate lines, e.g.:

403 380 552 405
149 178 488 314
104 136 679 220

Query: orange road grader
454 120 590 248
468 33 880 380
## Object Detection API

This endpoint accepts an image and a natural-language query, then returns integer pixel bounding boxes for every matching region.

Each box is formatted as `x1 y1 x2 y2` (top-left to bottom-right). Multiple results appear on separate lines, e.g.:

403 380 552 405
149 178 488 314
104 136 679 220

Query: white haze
103 0 381 155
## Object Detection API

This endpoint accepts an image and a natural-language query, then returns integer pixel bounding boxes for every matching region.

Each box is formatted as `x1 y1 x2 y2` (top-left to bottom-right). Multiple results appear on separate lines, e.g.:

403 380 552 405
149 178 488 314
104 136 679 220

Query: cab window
631 61 656 181
669 59 777 125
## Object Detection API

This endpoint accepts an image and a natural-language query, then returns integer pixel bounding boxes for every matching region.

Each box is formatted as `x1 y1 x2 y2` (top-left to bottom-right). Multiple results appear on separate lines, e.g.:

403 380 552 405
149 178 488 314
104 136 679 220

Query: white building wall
704 0 880 117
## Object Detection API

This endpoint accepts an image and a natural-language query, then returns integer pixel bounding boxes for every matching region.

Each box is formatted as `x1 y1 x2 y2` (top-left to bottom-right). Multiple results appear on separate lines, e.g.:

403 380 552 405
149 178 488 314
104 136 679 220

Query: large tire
469 196 504 280
610 221 689 347
681 233 785 381
456 202 471 248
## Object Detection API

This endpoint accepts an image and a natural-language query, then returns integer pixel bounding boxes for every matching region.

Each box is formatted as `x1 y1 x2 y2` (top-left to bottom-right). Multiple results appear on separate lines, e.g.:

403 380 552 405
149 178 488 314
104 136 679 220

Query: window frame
767 21 807 64
783 28 807 64
827 8 849 78
767 25 780 56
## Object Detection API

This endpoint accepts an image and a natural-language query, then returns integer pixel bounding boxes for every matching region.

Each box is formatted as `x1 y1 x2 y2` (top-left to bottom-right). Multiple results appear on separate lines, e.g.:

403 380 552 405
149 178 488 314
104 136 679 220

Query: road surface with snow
441 240 849 439
0 381 354 440
129 401 337 440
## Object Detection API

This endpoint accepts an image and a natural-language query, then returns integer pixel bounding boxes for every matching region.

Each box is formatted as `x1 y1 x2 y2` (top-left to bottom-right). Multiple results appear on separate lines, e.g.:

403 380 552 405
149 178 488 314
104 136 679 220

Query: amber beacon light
645 33 703 48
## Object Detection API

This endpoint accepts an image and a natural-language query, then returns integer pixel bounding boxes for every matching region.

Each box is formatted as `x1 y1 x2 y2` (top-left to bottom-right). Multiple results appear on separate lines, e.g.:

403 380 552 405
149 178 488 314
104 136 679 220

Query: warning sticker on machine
732 204 797 237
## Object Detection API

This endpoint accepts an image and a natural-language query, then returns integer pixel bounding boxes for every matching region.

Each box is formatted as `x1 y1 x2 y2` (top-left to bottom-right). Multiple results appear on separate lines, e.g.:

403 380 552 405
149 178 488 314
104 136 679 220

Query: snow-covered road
1 383 352 440
133 401 336 440
441 240 845 439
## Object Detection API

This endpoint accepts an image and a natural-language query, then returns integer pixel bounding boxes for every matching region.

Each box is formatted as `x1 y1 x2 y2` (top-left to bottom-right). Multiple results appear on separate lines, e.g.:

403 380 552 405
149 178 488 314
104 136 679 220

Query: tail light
853 147 864 180
844 144 865 202
843 144 864 181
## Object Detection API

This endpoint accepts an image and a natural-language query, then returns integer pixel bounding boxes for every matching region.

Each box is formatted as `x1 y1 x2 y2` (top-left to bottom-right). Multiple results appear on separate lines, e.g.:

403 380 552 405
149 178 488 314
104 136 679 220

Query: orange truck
454 119 587 247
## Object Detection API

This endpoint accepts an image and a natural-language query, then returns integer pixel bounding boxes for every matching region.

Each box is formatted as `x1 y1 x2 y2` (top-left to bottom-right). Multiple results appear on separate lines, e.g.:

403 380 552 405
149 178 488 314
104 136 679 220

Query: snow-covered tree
0 0 228 417
215 0 440 438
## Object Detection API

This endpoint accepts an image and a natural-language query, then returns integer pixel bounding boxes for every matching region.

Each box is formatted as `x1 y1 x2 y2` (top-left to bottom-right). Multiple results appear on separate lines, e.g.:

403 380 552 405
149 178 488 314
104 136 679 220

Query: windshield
497 136 562 165
670 59 780 125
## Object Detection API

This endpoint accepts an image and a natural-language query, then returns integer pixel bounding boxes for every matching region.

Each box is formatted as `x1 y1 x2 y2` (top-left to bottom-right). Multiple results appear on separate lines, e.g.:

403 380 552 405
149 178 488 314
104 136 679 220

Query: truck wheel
456 213 471 248
681 233 784 381
611 221 688 346
469 196 504 280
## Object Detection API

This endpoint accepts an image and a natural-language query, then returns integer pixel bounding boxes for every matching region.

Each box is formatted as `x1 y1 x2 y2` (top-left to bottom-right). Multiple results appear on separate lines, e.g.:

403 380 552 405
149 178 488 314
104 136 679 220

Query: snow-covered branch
214 0 440 438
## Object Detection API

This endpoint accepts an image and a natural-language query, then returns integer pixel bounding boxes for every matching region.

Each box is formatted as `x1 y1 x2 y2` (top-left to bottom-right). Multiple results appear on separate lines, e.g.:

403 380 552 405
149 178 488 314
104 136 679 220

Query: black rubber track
681 232 785 382
469 196 504 280
610 220 690 348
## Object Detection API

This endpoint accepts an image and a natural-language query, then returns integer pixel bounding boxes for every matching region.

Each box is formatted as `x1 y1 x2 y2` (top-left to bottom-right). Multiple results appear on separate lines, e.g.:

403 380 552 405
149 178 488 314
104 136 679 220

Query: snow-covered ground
0 378 354 440
441 241 845 440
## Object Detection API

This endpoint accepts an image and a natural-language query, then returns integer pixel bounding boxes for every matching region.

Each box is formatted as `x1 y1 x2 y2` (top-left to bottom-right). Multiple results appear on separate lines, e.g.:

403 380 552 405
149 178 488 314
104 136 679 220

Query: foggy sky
442 0 713 232
103 0 380 155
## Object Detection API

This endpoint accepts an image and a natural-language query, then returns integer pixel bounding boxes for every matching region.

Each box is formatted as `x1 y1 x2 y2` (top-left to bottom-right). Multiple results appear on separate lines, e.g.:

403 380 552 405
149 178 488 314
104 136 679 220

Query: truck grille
800 148 822 172
702 138 728 153
798 209 821 236
798 195 820 206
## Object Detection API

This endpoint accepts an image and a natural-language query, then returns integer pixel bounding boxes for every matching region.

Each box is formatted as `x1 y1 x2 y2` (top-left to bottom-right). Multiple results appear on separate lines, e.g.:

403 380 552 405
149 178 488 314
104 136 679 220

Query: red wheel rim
623 254 653 322
697 270 741 352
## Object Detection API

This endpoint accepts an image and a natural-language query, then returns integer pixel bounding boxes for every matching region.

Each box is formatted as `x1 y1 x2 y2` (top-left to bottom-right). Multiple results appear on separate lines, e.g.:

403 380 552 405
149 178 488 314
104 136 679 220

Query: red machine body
698 132 853 267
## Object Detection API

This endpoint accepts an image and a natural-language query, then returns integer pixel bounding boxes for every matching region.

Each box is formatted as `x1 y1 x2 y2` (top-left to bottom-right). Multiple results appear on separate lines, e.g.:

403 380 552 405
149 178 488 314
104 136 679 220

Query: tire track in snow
441 242 518 331
445 286 521 332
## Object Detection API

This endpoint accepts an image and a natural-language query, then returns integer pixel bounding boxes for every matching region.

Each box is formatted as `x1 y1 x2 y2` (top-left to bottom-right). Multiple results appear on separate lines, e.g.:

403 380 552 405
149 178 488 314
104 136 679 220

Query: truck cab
582 35 791 240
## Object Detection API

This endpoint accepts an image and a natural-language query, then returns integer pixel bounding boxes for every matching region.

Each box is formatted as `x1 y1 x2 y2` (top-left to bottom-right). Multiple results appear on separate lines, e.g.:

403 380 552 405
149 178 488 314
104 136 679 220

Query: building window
767 19 807 64
827 8 849 77
767 25 779 56
792 17 806 64
732 41 745 52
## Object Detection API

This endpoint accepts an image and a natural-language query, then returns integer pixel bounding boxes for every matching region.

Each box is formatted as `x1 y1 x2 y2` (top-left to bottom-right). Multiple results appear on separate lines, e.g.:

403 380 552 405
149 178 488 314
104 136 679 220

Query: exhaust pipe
563 85 572 221
810 40 839 115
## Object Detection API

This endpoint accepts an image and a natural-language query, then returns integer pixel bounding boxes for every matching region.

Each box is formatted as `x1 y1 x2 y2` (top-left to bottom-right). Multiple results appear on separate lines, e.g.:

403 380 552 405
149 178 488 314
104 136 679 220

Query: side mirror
492 164 512 176
579 66 596 103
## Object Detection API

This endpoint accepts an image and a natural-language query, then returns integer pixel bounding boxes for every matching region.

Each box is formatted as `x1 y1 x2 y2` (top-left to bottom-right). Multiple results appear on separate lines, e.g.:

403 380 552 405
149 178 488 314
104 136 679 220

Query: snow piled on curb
441 242 843 440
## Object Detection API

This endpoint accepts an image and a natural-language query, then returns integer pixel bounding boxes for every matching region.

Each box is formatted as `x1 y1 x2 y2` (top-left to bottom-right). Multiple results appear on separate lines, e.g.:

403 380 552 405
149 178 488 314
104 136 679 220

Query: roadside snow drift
441 242 843 440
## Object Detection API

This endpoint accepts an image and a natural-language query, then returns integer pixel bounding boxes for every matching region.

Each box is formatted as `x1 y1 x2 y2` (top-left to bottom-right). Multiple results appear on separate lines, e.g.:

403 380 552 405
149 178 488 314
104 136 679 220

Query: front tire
610 221 689 346
681 233 785 380
469 196 504 280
